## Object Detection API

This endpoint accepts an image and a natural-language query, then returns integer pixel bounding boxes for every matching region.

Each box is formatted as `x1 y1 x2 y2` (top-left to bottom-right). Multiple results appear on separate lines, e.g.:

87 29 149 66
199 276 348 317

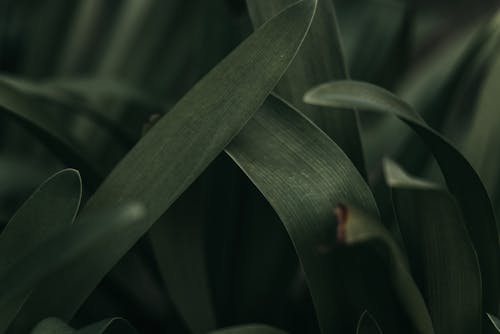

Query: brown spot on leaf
335 203 348 244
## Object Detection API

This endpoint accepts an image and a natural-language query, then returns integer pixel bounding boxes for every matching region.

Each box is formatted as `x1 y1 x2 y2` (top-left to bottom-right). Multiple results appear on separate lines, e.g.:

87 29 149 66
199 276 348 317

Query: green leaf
462 49 500 220
149 178 216 334
208 324 287 334
30 318 73 334
75 318 138 334
356 311 383 334
0 169 81 332
96 0 155 76
246 0 366 176
0 168 82 273
487 314 500 332
0 203 146 333
337 0 407 84
304 80 500 318
333 203 434 334
364 24 480 171
225 95 432 333
13 0 316 329
383 159 481 334
31 317 138 334
0 76 130 180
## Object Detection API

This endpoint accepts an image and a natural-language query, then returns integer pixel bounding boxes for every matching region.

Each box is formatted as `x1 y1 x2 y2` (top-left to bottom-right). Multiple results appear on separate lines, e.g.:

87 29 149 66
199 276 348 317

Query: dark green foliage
0 0 499 333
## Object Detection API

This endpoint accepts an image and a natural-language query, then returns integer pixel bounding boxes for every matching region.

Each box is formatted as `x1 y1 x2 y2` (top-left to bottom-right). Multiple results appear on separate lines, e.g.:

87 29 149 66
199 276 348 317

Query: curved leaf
225 95 432 333
333 203 434 334
304 80 500 317
17 0 317 328
0 76 130 179
488 314 500 332
0 169 82 274
0 204 146 333
30 318 73 334
76 318 138 334
356 311 383 334
0 169 81 333
246 0 366 176
384 159 482 334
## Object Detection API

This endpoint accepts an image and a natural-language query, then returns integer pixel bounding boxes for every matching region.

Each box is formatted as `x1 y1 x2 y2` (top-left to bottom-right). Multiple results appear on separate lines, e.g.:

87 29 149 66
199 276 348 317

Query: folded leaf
226 95 432 333
304 80 500 318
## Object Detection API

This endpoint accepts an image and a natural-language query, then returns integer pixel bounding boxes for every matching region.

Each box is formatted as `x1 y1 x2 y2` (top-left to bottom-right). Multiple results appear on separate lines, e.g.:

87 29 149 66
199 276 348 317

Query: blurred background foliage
0 0 500 333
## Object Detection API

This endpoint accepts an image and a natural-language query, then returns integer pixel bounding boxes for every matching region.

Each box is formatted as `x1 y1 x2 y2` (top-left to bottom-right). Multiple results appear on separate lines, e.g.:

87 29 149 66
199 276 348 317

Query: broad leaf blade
31 318 73 334
246 0 366 176
226 95 432 333
11 1 317 328
384 159 482 334
304 80 500 317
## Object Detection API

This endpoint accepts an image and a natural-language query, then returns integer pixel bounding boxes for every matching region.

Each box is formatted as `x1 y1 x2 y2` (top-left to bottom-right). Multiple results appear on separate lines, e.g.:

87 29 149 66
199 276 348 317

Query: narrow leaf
462 49 500 220
246 0 366 176
488 314 500 332
384 159 482 334
334 204 434 334
12 1 317 328
225 95 432 333
0 169 81 332
0 204 146 333
356 311 383 334
304 80 500 317
0 76 129 179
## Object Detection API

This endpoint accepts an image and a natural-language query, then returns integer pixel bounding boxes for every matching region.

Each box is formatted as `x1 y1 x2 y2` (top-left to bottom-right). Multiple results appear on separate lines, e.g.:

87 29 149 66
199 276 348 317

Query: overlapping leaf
0 203 146 333
304 80 500 319
384 159 481 334
0 169 81 333
1 1 316 331
226 95 432 333
246 0 366 176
